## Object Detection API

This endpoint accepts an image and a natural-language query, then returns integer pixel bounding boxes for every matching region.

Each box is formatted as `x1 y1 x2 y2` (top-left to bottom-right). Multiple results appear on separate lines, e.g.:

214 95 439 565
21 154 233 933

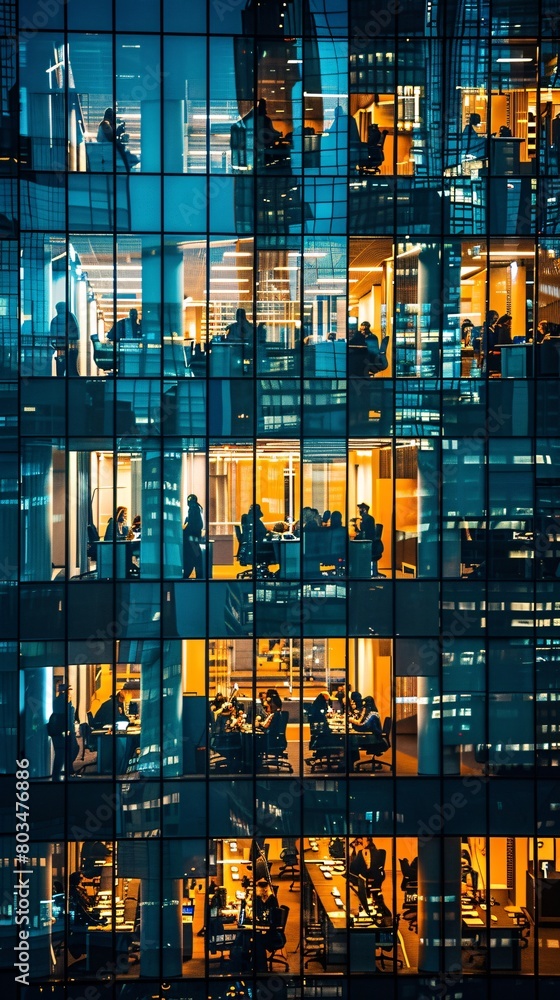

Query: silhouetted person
107 308 141 342
50 302 79 377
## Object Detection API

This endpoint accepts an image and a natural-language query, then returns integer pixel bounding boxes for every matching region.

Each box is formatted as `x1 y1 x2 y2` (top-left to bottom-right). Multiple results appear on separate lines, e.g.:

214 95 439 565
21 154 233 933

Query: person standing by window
183 494 204 579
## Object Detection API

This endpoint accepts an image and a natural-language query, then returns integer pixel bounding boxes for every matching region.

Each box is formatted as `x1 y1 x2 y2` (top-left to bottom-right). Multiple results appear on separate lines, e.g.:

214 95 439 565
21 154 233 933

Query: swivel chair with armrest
303 919 327 969
266 904 290 971
364 848 387 900
399 857 418 931
235 519 276 579
363 127 387 175
210 726 242 773
306 718 345 771
278 843 300 889
90 334 116 374
260 711 293 773
354 716 392 772
376 912 404 970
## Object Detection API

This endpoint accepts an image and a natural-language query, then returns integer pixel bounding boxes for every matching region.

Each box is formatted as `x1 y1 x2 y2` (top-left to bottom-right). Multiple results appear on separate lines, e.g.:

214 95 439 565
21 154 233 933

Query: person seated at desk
97 107 139 170
333 682 352 716
349 695 384 767
226 307 253 345
480 310 500 374
92 690 128 729
299 507 321 533
211 693 236 733
535 320 551 343
106 308 141 342
266 688 283 711
104 506 129 542
495 313 512 346
461 319 474 348
359 320 379 351
243 503 268 543
308 691 332 725
68 871 104 927
67 871 105 961
350 691 364 721
254 878 279 924
256 699 281 733
267 520 288 540
131 515 141 539
349 325 367 348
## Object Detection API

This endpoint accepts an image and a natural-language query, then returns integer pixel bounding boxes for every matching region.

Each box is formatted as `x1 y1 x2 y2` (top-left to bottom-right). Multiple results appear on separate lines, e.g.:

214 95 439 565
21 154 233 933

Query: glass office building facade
2 0 560 996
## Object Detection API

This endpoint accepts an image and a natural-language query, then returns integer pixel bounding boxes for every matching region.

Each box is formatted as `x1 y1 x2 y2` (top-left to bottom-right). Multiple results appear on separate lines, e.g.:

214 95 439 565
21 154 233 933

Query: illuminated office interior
2 1 560 998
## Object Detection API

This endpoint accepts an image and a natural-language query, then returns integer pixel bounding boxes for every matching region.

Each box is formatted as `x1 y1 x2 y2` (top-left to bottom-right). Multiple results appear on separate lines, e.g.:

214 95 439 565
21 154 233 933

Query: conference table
304 837 409 972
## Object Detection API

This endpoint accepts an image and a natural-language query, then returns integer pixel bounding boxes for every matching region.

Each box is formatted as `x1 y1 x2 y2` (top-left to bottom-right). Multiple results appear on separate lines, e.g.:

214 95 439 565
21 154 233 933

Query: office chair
303 920 327 969
307 719 345 771
376 913 404 970
235 523 251 578
90 334 116 373
366 848 387 895
236 520 276 579
260 711 293 773
461 848 479 897
514 911 531 949
354 717 392 772
121 893 141 965
278 845 300 889
210 728 242 773
369 337 389 376
360 127 387 174
267 904 289 971
399 857 418 931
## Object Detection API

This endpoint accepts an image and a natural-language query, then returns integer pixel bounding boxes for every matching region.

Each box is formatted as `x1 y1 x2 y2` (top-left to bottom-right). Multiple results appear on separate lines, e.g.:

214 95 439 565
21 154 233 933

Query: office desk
92 727 140 775
461 890 522 970
489 137 524 176
500 343 533 378
85 926 135 972
349 540 373 578
537 338 560 376
209 342 245 377
273 538 301 579
96 540 139 580
306 341 347 377
304 844 409 972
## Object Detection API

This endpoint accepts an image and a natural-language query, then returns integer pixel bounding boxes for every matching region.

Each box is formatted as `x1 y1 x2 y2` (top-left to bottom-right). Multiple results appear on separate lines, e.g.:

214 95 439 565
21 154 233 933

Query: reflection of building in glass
2 0 560 994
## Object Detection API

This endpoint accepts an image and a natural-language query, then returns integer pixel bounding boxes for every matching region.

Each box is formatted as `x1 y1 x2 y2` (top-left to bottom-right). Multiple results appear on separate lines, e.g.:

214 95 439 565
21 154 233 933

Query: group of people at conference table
210 683 387 770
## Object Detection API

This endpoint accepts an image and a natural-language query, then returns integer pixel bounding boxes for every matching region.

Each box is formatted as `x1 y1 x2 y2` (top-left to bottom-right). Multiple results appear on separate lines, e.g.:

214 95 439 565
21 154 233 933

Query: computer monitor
182 903 194 917
128 701 139 717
